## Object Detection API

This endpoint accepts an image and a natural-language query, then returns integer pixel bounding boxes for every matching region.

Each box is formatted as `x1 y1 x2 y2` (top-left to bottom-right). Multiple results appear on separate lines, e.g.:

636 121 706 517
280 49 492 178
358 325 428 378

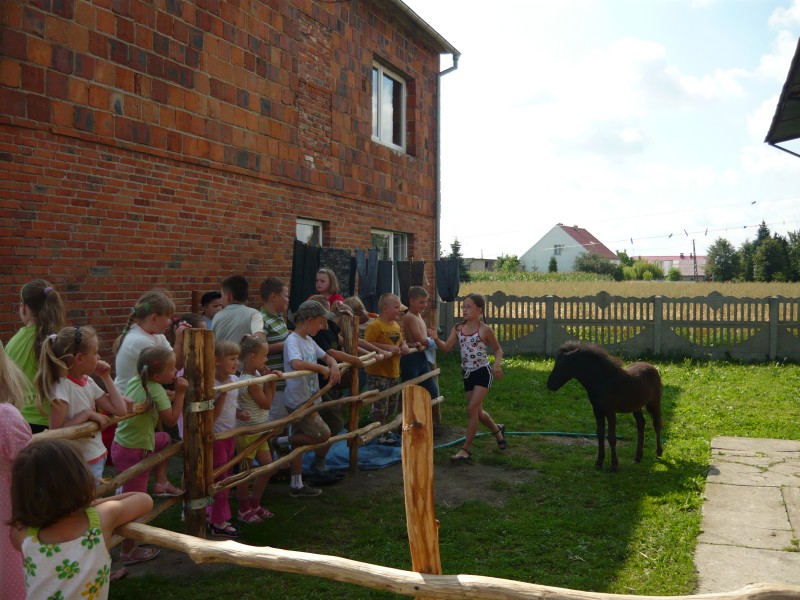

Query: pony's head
546 341 582 391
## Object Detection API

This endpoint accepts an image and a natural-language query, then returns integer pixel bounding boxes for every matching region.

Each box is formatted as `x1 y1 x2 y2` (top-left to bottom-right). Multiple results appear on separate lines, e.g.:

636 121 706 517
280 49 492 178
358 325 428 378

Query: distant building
636 255 707 282
520 224 618 273
466 258 497 272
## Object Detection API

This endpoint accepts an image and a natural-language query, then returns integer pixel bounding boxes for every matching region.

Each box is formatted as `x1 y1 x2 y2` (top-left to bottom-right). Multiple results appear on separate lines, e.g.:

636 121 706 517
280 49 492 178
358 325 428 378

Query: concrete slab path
695 437 800 593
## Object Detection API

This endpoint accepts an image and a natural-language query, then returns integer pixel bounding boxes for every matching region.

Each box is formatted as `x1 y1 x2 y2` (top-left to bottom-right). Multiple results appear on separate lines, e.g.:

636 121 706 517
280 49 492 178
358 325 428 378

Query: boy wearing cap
364 293 409 440
283 300 341 497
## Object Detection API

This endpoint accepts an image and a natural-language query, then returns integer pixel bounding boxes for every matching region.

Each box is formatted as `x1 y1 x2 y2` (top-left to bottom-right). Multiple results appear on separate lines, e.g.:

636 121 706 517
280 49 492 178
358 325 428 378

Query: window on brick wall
372 63 406 151
372 229 408 293
297 218 323 246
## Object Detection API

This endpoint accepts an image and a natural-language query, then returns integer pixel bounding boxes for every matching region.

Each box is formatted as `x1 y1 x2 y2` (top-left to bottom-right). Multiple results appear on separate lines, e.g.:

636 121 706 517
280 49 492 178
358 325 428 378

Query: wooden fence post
401 384 442 594
348 314 361 474
769 296 779 360
654 295 663 356
545 295 554 355
183 328 215 538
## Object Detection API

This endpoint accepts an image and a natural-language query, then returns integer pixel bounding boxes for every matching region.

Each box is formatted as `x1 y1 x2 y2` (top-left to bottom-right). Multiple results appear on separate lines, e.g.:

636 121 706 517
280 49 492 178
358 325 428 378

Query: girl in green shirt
6 280 65 432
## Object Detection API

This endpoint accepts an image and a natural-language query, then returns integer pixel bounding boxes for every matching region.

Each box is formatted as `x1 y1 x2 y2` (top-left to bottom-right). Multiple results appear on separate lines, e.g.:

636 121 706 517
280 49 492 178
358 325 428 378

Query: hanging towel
356 248 379 312
320 247 352 297
435 258 460 302
396 260 411 306
376 260 394 302
411 260 425 287
290 240 320 312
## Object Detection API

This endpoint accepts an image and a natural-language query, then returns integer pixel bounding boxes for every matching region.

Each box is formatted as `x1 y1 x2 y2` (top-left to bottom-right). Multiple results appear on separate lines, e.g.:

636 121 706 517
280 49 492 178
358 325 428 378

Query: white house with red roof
520 224 618 273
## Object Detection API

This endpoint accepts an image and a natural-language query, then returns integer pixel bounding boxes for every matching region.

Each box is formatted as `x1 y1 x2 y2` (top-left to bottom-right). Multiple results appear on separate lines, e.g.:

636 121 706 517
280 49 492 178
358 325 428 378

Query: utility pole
692 239 698 281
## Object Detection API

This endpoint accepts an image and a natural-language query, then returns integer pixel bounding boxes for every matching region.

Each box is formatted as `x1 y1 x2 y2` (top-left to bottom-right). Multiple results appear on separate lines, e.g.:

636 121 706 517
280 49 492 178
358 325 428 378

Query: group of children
1 271 506 599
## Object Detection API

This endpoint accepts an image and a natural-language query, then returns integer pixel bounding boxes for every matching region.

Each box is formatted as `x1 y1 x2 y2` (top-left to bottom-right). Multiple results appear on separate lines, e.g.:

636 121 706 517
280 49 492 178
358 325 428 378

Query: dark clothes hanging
320 247 352 297
349 255 357 301
376 260 394 303
395 260 425 306
435 258 460 302
396 261 411 306
410 260 425 287
356 248 379 312
290 240 320 312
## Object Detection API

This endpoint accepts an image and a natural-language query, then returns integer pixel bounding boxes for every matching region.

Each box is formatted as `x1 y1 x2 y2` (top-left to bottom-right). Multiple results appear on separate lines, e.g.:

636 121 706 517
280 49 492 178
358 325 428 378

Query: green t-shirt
114 376 171 451
5 325 46 426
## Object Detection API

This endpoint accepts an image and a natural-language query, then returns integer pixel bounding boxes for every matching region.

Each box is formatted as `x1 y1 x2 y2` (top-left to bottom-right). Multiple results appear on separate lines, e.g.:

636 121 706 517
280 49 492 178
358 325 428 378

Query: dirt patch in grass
116 425 539 580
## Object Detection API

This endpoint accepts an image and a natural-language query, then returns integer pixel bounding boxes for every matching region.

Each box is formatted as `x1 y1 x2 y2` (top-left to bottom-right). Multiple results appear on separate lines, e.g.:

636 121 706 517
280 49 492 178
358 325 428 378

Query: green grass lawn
110 353 800 599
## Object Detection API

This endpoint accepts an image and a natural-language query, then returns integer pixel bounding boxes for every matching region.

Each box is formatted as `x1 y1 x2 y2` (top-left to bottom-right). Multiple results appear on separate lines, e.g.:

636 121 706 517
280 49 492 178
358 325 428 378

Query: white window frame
296 218 323 246
371 229 408 293
372 62 406 151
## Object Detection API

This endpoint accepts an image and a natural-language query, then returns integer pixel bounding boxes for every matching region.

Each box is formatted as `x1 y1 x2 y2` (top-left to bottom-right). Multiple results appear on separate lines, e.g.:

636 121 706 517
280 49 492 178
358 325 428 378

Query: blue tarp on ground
300 431 402 473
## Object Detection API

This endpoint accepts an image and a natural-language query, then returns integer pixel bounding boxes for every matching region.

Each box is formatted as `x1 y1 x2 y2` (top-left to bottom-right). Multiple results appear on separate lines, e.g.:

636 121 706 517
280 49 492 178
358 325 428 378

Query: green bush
668 267 682 281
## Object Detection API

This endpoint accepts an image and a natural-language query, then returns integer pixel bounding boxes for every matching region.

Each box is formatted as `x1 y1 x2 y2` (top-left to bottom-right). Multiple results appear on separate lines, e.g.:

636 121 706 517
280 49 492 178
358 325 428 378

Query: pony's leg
646 402 664 457
632 411 645 463
607 412 618 472
593 408 605 469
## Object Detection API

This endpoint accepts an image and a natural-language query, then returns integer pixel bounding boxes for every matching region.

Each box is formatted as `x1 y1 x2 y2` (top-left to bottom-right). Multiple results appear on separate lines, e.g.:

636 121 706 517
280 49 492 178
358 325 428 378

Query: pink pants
207 437 236 525
110 432 171 494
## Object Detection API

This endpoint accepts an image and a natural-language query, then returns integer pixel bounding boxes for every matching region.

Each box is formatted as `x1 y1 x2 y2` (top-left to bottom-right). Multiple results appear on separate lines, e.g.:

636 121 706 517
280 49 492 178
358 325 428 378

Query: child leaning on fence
10 439 152 600
364 293 410 436
7 279 67 433
260 277 291 421
35 325 130 481
283 300 341 498
113 290 188 395
235 336 279 524
208 340 250 538
111 347 186 565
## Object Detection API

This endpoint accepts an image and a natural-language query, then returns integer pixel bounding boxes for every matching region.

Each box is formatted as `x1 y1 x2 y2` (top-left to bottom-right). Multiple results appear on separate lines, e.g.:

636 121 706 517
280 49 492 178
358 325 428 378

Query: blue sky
402 0 800 261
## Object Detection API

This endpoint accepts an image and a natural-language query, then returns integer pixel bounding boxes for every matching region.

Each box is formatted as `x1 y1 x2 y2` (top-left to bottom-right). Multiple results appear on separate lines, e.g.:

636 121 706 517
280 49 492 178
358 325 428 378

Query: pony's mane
560 341 624 369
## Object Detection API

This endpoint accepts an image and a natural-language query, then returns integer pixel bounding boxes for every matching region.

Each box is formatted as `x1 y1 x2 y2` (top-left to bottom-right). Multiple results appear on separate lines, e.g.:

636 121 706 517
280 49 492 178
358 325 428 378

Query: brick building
0 0 459 350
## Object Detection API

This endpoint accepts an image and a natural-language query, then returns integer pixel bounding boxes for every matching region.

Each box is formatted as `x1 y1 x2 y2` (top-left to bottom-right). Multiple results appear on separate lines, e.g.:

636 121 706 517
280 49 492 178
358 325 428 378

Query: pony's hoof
610 464 619 472
633 457 642 463
594 462 603 470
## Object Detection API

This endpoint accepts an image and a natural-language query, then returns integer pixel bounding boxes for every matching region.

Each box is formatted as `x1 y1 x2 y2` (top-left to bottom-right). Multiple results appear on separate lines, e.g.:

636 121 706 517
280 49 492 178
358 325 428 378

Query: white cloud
757 30 798 82
769 0 800 28
741 143 800 173
748 95 780 140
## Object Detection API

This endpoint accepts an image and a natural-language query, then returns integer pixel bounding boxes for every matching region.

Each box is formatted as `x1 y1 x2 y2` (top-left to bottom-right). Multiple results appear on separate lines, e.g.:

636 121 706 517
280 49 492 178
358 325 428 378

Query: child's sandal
450 447 471 463
494 424 507 450
254 506 274 519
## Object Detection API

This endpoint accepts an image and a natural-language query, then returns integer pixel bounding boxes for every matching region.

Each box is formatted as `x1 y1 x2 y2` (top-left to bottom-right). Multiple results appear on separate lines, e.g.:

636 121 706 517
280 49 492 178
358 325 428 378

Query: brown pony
546 341 663 471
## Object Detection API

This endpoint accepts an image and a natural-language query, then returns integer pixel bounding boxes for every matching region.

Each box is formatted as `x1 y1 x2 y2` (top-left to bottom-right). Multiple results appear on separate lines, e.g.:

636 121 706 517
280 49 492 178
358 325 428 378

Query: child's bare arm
159 377 187 426
96 491 154 549
95 360 129 417
49 399 110 431
428 326 458 353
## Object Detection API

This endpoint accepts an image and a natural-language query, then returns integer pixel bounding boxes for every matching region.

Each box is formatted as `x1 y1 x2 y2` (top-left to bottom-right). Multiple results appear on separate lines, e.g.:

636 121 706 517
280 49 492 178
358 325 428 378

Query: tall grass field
110 352 800 599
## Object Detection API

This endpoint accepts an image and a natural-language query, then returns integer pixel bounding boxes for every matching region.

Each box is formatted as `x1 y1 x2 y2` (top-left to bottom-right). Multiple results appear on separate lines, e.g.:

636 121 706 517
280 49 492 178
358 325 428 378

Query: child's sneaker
209 521 242 538
237 508 263 524
377 433 396 445
289 484 322 498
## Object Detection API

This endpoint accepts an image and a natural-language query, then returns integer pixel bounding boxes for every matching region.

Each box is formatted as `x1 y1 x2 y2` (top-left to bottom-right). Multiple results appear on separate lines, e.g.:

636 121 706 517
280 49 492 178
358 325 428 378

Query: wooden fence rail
439 291 800 361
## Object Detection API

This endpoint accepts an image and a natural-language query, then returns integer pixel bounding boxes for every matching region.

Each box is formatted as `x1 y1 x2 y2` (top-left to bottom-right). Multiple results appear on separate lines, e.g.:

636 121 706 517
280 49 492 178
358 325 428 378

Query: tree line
705 221 800 282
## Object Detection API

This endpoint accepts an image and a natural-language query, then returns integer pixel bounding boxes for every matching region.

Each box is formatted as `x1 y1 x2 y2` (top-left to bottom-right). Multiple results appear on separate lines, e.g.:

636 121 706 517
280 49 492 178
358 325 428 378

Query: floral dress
21 506 111 600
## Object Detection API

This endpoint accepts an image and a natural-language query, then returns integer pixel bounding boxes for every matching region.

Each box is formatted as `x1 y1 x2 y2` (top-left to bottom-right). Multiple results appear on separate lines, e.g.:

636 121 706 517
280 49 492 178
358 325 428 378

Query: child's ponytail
136 346 175 409
239 335 268 363
34 326 96 415
113 290 177 354
20 279 66 357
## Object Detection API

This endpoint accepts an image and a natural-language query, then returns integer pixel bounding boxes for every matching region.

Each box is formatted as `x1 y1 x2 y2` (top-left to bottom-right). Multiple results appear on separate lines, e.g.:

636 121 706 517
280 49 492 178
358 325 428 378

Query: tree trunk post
183 328 215 538
348 314 361 474
401 384 442 591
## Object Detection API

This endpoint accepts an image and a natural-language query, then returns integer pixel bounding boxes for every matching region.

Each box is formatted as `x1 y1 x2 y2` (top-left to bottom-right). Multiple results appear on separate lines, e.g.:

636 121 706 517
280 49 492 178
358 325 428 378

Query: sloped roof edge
559 225 618 260
765 37 800 147
383 0 460 59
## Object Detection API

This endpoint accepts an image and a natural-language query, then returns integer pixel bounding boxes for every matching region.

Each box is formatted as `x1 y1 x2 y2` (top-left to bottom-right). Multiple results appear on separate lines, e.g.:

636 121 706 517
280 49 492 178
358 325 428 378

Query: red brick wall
0 0 443 352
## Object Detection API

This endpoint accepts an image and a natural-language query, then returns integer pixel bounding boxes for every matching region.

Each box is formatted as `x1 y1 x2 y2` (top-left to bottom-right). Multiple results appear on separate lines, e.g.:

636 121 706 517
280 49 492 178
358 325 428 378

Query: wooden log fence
25 323 799 599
